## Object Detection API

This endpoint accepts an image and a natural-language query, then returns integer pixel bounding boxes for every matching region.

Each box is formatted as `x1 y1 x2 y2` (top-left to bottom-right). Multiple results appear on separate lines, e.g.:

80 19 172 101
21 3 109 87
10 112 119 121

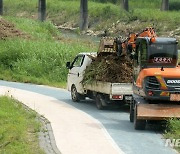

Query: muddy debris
0 17 29 40
83 54 133 84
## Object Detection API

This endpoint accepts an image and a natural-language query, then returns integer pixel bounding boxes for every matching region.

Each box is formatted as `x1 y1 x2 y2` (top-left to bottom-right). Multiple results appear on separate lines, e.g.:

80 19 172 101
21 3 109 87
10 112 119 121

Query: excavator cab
134 37 178 69
133 37 178 93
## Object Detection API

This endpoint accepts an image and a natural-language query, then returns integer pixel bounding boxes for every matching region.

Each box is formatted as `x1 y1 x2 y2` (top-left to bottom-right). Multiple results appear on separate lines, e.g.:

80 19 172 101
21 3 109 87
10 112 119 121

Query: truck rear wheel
96 94 105 110
71 85 82 102
134 105 146 130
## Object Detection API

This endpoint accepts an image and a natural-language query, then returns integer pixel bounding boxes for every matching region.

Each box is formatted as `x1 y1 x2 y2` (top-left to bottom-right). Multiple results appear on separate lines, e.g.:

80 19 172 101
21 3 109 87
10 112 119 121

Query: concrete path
0 81 177 154
0 86 123 154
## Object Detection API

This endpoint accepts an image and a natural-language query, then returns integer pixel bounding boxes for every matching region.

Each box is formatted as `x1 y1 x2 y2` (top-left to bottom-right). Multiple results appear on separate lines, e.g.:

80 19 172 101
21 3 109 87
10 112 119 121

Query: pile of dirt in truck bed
0 18 28 40
82 54 133 84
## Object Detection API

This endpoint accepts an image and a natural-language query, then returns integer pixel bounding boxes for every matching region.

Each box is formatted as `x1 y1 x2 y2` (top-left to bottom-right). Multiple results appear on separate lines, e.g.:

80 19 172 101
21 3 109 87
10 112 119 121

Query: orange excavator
98 28 180 130
113 27 157 56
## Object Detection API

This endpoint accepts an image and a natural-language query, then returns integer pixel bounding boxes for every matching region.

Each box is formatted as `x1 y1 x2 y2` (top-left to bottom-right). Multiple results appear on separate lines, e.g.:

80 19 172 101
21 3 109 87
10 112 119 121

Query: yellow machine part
137 104 180 120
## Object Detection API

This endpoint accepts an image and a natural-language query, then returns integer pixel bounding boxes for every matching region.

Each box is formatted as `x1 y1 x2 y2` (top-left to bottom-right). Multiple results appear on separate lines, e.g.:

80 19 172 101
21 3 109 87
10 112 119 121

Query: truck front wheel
134 105 146 130
96 94 105 110
71 85 81 102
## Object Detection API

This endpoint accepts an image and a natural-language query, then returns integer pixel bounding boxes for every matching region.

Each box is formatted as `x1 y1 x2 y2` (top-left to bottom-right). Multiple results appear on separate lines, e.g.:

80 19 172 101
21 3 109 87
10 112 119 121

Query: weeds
164 118 180 152
0 96 44 154
0 17 95 86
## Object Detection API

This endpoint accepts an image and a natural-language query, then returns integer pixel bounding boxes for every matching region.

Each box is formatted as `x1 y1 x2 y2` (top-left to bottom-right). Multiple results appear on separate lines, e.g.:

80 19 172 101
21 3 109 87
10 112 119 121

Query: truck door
67 54 85 93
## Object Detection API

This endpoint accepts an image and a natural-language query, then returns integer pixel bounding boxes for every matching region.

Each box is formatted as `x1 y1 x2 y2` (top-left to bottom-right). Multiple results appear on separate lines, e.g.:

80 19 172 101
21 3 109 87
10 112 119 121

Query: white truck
66 52 133 109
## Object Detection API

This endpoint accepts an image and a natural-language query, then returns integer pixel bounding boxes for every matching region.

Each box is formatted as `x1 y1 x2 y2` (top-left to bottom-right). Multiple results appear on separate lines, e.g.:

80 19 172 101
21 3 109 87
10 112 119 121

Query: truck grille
164 78 180 87
145 76 160 90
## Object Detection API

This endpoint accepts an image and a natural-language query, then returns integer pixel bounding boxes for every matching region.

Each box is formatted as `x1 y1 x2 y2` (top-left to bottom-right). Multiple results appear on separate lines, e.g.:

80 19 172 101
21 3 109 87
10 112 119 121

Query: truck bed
84 81 132 95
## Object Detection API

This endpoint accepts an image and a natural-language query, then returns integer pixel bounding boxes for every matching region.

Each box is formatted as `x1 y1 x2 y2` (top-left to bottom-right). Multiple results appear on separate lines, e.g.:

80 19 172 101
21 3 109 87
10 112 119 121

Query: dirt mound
0 18 28 40
83 54 133 84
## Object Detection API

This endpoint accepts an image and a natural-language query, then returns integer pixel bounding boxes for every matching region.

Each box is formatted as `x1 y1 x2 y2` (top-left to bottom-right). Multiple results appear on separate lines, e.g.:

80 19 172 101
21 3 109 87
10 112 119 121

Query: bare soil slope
0 18 28 39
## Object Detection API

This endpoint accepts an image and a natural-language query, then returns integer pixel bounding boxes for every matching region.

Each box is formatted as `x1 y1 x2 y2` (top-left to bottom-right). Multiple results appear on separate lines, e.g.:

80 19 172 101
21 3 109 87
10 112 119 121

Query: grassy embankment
0 0 179 86
0 96 44 154
3 0 180 41
0 17 96 87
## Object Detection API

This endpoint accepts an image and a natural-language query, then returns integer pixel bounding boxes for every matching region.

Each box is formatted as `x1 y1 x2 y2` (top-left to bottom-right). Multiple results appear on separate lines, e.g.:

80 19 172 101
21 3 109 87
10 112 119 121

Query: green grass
0 0 179 86
0 96 44 154
3 0 180 27
164 119 180 152
2 0 180 48
2 0 180 49
0 17 96 87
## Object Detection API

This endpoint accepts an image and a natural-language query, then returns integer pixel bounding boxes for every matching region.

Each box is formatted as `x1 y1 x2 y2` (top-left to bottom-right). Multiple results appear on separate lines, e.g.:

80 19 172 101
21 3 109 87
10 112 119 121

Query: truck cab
66 52 97 101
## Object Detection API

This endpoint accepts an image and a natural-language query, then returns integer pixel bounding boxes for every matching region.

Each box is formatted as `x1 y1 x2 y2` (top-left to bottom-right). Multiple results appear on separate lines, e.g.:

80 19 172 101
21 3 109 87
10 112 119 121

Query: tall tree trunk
161 0 169 11
0 0 3 15
79 0 88 31
38 0 46 21
121 0 129 12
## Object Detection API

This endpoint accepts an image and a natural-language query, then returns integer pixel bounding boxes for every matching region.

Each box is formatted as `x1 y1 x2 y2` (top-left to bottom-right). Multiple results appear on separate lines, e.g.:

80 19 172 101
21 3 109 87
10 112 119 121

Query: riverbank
0 17 97 87
2 0 180 47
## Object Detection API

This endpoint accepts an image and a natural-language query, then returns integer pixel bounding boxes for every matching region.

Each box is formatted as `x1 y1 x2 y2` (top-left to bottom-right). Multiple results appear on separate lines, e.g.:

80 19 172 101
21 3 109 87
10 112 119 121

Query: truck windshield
148 43 177 66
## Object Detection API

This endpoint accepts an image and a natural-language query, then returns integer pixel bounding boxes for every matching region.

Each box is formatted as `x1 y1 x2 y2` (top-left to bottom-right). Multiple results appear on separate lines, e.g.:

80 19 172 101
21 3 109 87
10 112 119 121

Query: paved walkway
0 86 123 154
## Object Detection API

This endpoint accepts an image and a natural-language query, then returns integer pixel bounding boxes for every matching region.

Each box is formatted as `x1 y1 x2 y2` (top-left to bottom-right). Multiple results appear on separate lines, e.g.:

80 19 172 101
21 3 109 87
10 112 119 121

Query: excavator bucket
98 37 125 57
137 104 180 120
98 37 115 54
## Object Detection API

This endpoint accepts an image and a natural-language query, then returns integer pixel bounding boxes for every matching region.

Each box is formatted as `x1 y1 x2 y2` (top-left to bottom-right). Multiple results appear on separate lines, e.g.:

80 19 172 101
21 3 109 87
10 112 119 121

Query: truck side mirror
66 62 71 69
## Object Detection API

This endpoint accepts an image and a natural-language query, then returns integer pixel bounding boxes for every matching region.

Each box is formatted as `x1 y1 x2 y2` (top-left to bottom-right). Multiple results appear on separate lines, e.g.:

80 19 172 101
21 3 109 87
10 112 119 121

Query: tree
161 0 169 11
0 0 3 15
121 0 129 12
38 0 46 21
79 0 88 31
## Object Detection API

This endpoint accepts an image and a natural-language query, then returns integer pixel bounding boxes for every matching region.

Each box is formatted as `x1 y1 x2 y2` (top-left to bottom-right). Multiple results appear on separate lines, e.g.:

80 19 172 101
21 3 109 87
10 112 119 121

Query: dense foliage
0 17 95 87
